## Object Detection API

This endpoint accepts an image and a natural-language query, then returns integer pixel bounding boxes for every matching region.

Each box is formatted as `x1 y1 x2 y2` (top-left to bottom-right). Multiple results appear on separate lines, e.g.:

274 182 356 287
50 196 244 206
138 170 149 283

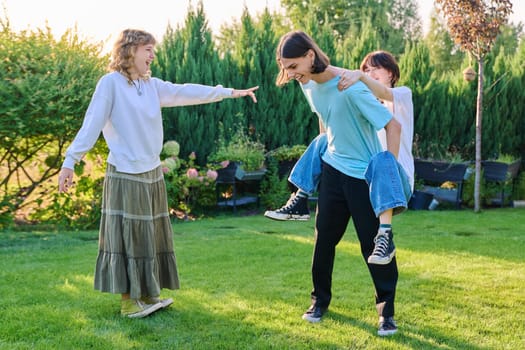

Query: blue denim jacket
289 134 411 217
365 151 412 217
288 134 327 195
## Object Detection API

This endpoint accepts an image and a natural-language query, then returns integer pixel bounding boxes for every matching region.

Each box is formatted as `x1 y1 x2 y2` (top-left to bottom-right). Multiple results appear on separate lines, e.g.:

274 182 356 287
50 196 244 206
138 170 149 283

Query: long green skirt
94 164 180 299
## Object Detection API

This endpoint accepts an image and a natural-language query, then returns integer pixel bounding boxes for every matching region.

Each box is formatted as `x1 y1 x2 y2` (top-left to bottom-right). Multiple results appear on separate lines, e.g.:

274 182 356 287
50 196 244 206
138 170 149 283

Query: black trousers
311 162 398 317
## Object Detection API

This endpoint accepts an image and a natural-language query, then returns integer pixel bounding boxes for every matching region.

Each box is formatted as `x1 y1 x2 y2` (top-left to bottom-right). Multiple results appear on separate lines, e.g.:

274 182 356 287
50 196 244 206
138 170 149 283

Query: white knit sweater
62 71 233 174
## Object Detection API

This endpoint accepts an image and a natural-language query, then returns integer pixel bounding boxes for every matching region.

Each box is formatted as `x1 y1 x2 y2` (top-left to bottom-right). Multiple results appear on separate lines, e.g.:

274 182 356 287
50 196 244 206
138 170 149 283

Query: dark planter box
216 161 267 182
215 161 266 212
414 159 469 209
235 166 267 181
216 161 238 183
481 159 521 207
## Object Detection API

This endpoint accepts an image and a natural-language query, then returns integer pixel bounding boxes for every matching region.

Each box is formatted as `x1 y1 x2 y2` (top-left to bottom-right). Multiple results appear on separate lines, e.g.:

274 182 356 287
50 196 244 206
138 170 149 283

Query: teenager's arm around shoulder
338 69 393 101
358 72 393 101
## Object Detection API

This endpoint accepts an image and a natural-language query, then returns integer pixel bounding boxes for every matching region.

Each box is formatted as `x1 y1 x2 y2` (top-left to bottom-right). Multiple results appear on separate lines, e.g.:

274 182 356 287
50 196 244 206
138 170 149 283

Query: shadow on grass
327 310 486 350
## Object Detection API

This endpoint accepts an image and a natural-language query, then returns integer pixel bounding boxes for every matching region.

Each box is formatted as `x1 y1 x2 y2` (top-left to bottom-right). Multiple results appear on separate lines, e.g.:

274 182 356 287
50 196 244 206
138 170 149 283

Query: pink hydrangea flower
206 169 218 181
186 168 199 178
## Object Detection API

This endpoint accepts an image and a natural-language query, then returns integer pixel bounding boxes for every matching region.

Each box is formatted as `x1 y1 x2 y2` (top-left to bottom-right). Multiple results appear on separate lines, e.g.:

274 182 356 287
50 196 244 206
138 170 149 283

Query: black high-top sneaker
368 229 396 265
264 193 310 221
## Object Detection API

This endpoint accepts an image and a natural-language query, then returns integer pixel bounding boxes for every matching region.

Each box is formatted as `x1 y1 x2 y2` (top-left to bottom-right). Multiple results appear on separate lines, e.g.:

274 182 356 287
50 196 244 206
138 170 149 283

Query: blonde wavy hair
108 29 156 83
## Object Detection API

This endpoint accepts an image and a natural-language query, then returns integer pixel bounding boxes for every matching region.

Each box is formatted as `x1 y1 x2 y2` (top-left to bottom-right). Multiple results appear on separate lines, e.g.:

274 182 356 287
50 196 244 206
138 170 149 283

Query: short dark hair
275 31 330 86
359 51 400 87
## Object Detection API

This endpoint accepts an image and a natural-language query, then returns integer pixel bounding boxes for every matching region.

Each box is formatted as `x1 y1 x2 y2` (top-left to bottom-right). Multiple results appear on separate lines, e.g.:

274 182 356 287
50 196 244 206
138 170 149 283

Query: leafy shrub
161 141 218 219
267 144 307 161
208 123 266 171
462 166 514 207
31 158 105 230
0 24 106 226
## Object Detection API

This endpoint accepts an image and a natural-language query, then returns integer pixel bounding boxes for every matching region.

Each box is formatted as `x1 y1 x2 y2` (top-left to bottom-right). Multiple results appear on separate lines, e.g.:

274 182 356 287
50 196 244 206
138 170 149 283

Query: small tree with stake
435 0 513 212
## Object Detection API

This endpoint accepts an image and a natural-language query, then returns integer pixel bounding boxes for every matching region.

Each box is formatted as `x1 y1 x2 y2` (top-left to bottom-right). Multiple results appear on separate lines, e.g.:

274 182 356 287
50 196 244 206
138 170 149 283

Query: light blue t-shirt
301 76 392 179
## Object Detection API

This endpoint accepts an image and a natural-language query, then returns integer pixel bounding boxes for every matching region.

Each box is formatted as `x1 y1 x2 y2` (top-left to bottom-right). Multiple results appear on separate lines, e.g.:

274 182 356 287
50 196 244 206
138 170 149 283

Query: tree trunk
474 58 484 212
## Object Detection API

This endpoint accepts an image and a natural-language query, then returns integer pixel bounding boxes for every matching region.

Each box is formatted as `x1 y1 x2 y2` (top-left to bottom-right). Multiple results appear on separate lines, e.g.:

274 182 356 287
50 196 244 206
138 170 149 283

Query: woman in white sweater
58 29 258 318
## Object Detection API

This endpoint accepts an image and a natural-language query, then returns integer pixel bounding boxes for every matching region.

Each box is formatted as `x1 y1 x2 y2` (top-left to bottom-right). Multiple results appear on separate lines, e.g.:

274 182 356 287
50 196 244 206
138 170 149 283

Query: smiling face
278 50 315 84
275 31 330 87
130 44 155 79
108 29 157 81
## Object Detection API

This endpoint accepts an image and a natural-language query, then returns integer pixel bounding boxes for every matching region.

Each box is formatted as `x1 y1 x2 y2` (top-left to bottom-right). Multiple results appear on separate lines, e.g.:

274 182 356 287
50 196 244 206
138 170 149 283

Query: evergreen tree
337 16 380 69
152 1 226 164
424 10 464 74
483 45 523 159
512 39 525 161
303 10 338 64
280 0 419 55
215 6 318 151
398 41 433 156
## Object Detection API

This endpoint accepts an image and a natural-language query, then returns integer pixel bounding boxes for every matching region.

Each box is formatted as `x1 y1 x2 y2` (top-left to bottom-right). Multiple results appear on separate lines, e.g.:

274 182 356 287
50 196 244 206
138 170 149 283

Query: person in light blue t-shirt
275 30 402 336
265 50 414 267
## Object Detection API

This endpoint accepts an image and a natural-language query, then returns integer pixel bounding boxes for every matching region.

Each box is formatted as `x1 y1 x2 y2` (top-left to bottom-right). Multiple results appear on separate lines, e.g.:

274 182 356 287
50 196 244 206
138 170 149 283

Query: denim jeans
289 133 411 217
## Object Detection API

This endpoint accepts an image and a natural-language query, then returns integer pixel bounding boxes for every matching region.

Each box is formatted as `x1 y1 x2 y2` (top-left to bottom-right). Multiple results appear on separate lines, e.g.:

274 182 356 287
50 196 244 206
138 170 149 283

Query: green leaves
0 25 106 227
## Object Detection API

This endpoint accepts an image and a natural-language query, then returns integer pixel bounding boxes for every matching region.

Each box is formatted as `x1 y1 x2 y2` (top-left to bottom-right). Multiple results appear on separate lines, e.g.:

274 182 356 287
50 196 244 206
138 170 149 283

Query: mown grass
0 208 524 349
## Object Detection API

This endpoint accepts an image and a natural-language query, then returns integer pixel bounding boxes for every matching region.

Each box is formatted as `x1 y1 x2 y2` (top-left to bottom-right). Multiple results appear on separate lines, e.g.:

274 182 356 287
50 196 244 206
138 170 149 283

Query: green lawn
1 208 524 349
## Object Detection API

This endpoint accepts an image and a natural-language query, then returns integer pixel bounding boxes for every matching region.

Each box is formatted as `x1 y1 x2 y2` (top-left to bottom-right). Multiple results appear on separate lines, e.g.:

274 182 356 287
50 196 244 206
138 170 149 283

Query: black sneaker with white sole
264 194 310 221
378 316 398 336
367 229 396 265
301 305 327 323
